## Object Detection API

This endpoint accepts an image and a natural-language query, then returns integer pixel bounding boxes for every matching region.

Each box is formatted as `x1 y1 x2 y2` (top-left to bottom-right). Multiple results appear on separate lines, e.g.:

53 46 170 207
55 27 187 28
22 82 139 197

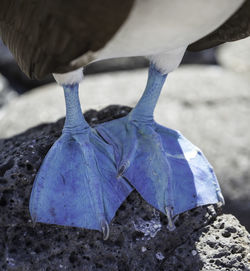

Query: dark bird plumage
0 0 134 79
188 0 250 51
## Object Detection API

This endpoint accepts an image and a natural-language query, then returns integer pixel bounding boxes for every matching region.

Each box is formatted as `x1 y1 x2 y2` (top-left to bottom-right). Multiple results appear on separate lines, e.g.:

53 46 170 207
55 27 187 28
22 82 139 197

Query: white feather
96 0 243 60
53 68 84 85
147 46 187 74
63 0 244 76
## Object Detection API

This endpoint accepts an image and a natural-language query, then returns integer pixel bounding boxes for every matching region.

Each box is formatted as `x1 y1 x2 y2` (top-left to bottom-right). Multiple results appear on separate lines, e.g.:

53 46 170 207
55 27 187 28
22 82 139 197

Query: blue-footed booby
0 0 249 239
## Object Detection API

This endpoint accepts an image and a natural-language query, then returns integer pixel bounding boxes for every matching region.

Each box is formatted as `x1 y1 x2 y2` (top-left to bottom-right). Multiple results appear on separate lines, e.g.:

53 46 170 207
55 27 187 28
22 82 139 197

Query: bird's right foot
29 84 133 238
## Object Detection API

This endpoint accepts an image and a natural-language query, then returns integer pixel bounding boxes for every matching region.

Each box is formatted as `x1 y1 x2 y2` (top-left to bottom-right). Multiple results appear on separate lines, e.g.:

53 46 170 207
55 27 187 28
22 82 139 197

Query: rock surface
0 106 249 271
0 66 249 232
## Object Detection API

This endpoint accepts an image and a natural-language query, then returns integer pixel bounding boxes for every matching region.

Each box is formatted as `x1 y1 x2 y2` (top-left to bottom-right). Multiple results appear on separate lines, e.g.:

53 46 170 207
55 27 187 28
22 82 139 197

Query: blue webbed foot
97 64 224 230
29 84 132 239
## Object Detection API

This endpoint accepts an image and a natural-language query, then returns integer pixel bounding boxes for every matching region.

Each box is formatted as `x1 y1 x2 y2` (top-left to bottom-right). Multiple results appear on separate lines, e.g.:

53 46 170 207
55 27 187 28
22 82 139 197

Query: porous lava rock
0 106 249 271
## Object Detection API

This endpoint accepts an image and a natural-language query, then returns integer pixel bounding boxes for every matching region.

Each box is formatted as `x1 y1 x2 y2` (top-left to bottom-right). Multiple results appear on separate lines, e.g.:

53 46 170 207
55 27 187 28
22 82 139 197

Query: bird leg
97 63 224 230
29 83 132 239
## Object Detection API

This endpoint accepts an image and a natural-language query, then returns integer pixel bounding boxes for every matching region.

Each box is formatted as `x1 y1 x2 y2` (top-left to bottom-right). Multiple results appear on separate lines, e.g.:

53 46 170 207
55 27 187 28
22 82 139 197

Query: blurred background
0 37 249 230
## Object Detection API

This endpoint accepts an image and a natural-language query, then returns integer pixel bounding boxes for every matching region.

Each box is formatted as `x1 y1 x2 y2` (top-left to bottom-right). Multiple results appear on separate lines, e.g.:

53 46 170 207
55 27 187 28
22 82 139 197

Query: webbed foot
97 64 224 230
29 84 132 237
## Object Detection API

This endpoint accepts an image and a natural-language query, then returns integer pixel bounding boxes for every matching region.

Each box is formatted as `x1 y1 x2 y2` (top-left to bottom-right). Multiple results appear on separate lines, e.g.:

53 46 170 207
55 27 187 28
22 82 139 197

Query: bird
0 0 249 240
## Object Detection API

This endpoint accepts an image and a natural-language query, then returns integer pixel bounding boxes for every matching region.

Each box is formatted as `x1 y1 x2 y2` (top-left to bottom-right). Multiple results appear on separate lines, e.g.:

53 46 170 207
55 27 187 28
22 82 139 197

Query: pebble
156 252 165 261
192 250 198 256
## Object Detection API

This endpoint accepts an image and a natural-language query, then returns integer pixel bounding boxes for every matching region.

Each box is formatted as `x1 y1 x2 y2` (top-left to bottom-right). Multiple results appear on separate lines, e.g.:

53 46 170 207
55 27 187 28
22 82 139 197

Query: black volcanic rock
0 106 249 271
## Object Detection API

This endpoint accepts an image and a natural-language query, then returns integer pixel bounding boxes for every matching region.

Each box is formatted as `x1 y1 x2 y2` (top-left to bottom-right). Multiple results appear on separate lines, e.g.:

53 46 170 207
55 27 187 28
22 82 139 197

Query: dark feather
0 0 134 79
188 0 250 51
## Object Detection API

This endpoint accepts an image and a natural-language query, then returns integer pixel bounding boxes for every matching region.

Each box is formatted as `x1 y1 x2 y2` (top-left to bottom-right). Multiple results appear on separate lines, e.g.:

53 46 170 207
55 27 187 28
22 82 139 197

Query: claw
217 190 225 205
117 161 130 178
101 219 110 240
32 220 37 228
117 166 125 178
165 207 176 232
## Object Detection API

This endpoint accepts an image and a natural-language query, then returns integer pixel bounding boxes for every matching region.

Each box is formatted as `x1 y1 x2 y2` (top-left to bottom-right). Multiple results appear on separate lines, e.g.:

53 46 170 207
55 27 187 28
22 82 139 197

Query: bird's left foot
97 115 223 230
96 64 224 230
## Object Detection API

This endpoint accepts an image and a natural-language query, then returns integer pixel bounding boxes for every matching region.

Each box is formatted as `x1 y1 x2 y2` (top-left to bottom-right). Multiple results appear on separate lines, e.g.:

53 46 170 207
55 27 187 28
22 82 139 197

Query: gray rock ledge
0 105 249 271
